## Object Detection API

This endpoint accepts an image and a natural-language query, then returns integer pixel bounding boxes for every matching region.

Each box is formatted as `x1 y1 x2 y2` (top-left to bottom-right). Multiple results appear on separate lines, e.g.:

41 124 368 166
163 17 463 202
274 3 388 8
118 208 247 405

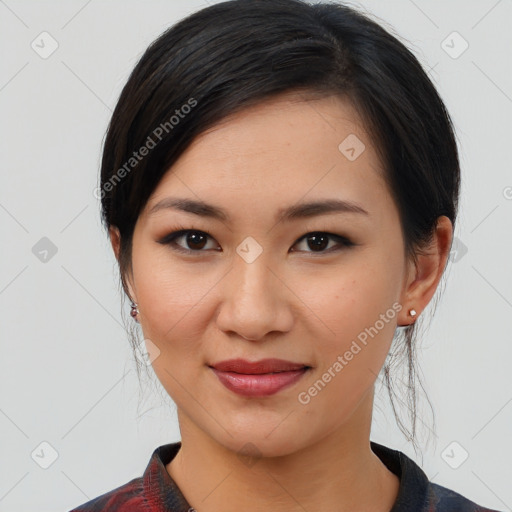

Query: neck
166 390 399 512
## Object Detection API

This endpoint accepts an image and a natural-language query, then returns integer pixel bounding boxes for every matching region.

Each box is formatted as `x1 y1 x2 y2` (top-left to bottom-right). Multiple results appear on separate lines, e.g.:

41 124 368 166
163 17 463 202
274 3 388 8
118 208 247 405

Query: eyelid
291 232 355 254
157 226 220 254
157 225 355 255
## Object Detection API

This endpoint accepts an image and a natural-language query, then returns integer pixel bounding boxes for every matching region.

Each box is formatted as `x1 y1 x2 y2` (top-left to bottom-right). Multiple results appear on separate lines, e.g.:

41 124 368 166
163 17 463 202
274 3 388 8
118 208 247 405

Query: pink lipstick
209 358 310 397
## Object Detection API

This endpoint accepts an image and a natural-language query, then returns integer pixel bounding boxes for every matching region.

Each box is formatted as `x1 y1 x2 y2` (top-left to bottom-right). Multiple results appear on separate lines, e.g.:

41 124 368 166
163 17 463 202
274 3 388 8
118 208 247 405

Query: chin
213 427 306 460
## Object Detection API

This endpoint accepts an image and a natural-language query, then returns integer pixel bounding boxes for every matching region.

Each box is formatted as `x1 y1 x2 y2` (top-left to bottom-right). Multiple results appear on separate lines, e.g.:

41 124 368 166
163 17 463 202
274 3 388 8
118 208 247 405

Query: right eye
158 229 221 254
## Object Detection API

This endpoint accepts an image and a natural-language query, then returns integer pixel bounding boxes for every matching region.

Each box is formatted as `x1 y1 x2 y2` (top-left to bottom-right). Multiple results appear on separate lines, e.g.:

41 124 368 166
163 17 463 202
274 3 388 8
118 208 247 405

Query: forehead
145 93 390 222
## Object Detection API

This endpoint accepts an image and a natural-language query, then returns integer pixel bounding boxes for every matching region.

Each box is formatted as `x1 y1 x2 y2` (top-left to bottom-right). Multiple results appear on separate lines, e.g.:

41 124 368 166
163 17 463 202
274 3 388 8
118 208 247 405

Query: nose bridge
216 246 292 339
232 247 277 309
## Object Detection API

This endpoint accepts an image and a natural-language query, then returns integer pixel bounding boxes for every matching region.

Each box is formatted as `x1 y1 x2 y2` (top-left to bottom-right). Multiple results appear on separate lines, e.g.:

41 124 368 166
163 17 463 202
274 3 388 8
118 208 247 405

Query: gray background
1 0 511 510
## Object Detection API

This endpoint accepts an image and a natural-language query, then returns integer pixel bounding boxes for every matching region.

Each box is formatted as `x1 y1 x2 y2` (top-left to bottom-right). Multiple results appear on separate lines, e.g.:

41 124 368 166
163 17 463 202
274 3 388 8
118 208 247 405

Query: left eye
292 232 354 253
158 230 354 254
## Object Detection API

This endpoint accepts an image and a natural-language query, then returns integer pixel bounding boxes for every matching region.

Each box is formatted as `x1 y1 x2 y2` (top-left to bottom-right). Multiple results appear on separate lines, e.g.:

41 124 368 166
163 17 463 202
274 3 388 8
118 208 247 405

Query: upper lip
209 358 310 374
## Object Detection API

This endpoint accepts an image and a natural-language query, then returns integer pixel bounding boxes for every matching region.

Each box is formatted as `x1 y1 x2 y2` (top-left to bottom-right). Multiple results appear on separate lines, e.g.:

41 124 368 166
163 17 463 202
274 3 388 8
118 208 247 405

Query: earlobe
399 216 453 326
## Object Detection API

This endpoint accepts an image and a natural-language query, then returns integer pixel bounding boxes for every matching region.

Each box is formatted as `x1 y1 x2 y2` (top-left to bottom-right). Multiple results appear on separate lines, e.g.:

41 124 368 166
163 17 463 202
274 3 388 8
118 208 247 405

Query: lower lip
210 367 309 397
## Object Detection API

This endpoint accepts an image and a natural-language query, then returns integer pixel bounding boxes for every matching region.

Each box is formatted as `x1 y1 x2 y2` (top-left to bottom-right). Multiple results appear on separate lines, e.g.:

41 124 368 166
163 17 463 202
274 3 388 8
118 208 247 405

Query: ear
109 226 137 302
109 226 121 261
398 215 453 326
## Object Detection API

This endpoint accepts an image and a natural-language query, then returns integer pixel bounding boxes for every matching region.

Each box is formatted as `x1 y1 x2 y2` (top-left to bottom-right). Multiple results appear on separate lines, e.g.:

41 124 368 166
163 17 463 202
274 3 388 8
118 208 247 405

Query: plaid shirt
69 441 502 511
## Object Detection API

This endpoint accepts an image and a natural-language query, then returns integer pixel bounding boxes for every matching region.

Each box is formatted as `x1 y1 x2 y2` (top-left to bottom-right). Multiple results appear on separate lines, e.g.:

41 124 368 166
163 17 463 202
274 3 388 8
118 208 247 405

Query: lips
209 358 311 397
210 358 309 374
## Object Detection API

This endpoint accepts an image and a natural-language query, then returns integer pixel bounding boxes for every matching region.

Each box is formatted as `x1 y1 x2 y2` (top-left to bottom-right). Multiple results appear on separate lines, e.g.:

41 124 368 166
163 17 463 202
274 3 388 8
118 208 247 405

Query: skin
110 92 453 512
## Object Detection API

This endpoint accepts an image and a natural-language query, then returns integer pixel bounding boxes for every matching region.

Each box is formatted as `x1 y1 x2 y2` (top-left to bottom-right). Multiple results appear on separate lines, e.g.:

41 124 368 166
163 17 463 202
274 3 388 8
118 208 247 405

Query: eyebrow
148 197 369 223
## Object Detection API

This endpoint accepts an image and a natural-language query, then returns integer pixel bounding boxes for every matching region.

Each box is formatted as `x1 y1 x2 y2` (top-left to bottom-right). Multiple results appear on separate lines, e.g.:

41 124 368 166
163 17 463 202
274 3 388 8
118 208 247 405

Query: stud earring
130 302 140 323
408 308 417 317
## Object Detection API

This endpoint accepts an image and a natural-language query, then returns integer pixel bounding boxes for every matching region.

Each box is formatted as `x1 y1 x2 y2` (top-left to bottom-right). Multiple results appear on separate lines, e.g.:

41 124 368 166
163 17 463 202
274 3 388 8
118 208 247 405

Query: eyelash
157 224 356 256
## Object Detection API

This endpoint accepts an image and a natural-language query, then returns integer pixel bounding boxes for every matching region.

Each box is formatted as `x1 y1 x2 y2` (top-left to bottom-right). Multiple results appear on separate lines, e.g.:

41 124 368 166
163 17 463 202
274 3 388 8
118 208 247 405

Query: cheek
296 294 399 430
134 261 215 405
132 248 218 359
295 256 402 395
296 255 402 339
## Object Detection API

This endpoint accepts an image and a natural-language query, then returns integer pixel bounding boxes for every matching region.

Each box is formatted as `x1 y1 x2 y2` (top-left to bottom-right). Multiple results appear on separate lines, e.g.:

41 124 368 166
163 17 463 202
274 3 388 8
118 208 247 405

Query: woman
70 0 501 510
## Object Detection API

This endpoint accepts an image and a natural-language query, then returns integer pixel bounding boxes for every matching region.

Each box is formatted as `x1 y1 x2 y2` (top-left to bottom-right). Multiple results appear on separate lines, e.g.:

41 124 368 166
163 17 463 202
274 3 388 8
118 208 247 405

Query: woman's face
122 93 415 456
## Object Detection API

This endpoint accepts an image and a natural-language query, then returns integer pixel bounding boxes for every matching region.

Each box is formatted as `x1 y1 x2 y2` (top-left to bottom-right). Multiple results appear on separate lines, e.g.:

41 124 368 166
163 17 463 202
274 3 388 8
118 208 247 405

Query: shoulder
370 441 502 512
426 481 503 512
67 442 184 511
68 477 147 511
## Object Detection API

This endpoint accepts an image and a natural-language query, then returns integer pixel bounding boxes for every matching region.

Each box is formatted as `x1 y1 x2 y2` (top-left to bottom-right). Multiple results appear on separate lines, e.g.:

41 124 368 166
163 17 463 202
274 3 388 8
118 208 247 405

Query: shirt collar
370 441 429 511
143 442 192 512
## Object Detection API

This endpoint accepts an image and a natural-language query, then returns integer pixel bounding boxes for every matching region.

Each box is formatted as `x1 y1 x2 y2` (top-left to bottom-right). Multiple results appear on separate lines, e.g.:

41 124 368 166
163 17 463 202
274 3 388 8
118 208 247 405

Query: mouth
208 358 312 397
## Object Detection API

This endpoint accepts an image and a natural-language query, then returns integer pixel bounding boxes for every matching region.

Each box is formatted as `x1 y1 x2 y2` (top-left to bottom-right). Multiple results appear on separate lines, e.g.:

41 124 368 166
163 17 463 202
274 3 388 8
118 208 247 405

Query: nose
215 254 293 341
240 334 258 341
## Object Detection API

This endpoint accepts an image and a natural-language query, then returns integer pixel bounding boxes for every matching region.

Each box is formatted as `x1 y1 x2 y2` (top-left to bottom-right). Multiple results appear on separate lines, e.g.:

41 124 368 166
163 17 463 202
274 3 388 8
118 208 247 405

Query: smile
209 358 311 397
